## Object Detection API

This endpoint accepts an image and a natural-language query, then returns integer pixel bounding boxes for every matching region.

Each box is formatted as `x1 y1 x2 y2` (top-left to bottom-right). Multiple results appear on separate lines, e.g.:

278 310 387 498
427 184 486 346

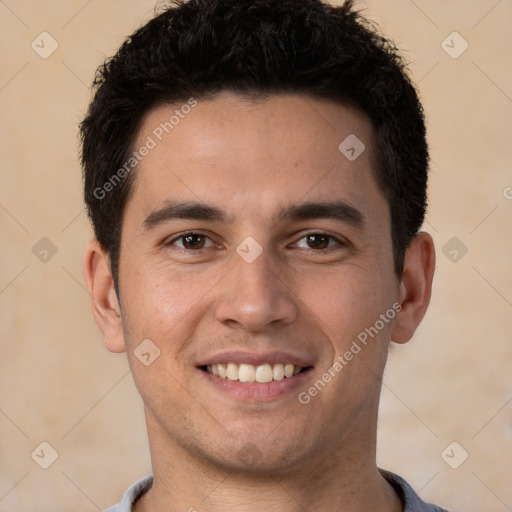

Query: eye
293 233 343 250
168 232 215 250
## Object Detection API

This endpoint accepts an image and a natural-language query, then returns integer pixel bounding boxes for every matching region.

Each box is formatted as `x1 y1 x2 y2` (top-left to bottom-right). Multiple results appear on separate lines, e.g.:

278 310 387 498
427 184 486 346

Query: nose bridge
214 250 297 331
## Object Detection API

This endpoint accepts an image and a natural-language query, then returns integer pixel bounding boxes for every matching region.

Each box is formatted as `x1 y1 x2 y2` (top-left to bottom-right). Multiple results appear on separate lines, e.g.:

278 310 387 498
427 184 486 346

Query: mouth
196 351 315 401
200 362 311 383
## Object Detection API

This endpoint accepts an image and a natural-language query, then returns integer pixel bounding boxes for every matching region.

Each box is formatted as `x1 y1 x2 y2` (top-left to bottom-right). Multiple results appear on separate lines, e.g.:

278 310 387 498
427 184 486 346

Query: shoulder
380 469 451 512
103 475 154 512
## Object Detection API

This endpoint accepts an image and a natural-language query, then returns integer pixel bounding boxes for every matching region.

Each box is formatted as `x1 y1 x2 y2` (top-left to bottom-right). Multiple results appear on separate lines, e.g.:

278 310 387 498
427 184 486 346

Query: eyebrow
141 199 364 232
279 200 364 227
142 201 228 232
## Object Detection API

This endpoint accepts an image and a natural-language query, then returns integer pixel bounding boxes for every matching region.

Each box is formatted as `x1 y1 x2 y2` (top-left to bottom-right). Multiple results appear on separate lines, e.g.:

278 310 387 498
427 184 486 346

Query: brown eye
306 234 330 249
181 234 206 249
169 233 213 250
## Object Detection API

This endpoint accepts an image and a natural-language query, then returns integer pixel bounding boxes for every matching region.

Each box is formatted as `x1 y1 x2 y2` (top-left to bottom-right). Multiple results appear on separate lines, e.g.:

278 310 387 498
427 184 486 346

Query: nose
214 252 297 333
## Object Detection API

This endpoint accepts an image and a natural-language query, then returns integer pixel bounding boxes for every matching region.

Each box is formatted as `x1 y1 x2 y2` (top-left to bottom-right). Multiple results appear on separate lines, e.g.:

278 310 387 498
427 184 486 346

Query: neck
135 407 402 512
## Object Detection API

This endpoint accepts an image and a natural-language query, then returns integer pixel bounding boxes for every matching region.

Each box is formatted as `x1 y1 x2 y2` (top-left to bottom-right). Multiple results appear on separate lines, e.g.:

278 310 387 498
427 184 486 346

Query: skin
84 93 435 512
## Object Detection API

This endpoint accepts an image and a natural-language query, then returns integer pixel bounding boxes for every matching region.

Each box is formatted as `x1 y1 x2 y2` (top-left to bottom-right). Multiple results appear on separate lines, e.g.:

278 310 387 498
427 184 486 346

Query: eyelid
289 231 348 250
162 230 348 252
164 231 217 249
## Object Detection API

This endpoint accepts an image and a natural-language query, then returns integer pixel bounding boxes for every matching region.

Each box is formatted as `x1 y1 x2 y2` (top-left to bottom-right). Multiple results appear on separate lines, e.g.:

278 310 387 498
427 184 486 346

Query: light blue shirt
104 471 450 511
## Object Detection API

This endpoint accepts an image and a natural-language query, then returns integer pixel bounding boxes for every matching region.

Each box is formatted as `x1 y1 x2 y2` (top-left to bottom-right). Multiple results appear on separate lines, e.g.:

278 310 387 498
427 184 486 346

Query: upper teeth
206 363 302 382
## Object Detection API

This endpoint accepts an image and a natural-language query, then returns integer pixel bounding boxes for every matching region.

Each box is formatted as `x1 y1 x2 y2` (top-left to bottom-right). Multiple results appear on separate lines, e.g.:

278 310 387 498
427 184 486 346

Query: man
80 0 445 510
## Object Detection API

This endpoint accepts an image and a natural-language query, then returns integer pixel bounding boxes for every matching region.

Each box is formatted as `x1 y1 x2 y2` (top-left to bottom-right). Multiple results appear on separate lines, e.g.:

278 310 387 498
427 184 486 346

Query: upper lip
197 350 315 368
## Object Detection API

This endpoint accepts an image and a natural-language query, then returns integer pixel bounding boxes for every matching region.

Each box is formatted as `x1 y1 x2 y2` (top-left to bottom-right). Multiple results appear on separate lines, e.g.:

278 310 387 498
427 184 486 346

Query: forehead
127 93 387 226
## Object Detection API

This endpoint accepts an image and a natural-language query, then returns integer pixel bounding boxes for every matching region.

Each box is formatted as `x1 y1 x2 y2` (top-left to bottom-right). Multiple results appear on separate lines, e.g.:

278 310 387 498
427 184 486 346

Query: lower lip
199 368 313 401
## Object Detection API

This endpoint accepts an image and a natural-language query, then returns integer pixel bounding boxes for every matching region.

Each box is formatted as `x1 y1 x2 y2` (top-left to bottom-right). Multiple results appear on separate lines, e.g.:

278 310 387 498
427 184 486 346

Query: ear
83 239 126 353
391 232 436 344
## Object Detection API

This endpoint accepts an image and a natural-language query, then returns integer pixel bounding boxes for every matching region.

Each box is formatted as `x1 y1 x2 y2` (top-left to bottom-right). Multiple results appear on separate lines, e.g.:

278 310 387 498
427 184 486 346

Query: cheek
120 268 210 409
120 264 213 349
301 263 396 352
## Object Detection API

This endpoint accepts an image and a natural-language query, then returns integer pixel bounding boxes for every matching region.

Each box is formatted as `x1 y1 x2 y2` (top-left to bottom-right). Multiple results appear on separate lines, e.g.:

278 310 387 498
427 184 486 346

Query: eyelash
166 232 217 251
165 231 346 252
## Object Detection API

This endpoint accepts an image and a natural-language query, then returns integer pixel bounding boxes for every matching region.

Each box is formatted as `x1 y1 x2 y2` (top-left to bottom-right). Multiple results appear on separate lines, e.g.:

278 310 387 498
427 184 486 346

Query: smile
203 363 307 383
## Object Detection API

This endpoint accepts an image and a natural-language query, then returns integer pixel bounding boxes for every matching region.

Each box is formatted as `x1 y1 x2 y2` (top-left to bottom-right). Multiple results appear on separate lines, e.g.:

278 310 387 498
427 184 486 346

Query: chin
192 432 315 475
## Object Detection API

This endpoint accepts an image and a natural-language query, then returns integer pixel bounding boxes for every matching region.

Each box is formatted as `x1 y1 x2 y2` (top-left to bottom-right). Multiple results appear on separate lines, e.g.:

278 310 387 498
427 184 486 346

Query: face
114 93 401 473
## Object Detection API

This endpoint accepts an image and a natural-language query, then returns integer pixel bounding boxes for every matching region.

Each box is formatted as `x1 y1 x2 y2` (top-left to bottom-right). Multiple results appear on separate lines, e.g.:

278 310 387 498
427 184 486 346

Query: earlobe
83 239 126 353
391 232 436 344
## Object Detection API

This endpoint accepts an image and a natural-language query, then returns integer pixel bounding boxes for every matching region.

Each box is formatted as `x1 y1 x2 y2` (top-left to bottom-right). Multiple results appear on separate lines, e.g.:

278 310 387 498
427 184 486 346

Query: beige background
1 0 511 511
